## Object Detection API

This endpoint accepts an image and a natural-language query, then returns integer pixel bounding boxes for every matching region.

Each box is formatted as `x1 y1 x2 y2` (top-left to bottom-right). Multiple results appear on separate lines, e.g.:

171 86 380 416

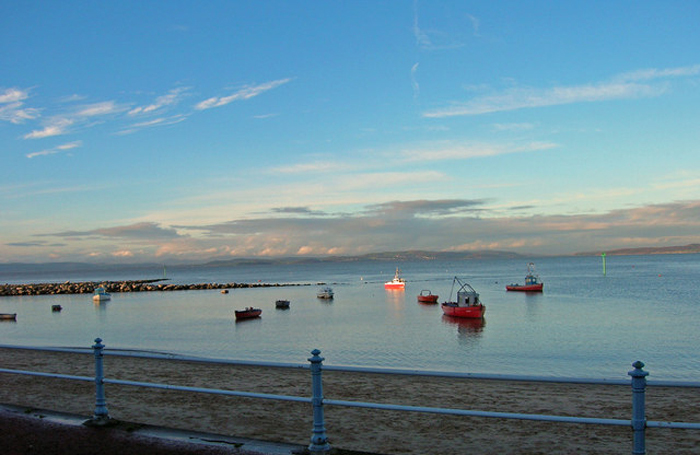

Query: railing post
629 360 648 455
91 338 110 423
308 349 331 453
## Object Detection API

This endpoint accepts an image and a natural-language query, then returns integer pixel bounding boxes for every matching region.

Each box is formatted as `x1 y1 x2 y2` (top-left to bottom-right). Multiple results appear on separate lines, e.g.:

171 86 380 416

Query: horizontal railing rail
2 343 698 387
1 339 699 454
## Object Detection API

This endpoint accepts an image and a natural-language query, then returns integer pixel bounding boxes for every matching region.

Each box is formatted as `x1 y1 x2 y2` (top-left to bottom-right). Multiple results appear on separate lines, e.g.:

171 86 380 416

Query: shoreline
1 347 699 454
0 280 315 297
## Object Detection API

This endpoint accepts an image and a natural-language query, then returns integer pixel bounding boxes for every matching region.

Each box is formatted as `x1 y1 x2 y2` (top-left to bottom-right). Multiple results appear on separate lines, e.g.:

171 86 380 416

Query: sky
2 1 700 264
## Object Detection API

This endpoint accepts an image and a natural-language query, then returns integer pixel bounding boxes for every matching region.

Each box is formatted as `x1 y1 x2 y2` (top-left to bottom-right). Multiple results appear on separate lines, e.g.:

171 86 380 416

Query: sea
1 254 699 381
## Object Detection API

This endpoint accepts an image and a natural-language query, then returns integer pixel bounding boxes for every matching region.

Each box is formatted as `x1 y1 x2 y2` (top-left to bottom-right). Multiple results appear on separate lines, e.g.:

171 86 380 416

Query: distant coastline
1 244 699 271
574 243 700 257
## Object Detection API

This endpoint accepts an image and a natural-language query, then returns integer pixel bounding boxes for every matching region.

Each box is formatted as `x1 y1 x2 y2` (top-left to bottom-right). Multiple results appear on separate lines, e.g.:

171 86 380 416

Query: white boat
317 286 334 299
92 287 111 302
384 267 405 290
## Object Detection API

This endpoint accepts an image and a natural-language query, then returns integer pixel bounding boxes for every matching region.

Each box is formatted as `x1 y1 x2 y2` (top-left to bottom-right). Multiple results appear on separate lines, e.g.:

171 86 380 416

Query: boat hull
417 291 439 304
317 287 334 299
235 309 262 319
0 313 17 321
275 300 290 309
506 283 544 292
385 267 405 289
92 294 111 301
441 303 485 319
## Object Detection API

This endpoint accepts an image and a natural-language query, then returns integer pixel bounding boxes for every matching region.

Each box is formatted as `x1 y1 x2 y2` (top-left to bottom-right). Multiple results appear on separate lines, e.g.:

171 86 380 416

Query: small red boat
506 262 544 292
417 290 439 304
384 267 406 290
441 277 485 319
235 307 262 320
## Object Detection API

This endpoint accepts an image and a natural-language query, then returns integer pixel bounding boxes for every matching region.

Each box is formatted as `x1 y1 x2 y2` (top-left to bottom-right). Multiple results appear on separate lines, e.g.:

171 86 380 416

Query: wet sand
1 348 698 454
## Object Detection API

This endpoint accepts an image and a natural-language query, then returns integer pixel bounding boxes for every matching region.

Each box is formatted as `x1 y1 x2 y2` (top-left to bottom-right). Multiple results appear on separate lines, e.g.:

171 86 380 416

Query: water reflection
441 315 486 341
384 289 406 309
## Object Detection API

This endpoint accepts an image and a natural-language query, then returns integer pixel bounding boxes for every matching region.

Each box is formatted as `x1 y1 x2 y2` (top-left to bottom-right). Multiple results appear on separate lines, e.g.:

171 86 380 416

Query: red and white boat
235 307 262 320
384 267 406 290
506 262 544 292
417 289 439 304
441 277 485 319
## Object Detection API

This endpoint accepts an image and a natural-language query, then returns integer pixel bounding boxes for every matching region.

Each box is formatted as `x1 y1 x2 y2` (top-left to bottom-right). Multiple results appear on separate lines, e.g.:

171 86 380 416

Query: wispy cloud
23 100 128 139
26 140 82 159
23 118 74 139
195 78 292 110
0 87 40 124
411 62 420 98
466 14 480 37
0 87 27 104
491 122 535 131
399 141 557 162
117 114 187 135
412 2 472 51
424 64 700 118
128 87 190 115
274 162 339 174
412 1 432 49
616 65 700 82
73 100 127 118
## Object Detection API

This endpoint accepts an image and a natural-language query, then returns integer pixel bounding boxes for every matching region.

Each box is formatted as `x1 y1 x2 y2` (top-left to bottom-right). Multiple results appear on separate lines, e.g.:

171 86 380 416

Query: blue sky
2 1 700 263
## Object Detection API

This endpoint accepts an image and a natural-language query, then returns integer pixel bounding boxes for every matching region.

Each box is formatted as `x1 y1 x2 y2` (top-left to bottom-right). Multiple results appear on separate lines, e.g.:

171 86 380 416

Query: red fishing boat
417 289 439 304
506 262 544 292
441 277 485 319
384 267 406 290
235 307 262 320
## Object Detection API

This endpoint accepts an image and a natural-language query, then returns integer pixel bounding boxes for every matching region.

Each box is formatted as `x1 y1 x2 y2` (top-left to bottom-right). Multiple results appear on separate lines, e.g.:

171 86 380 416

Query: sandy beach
1 347 698 454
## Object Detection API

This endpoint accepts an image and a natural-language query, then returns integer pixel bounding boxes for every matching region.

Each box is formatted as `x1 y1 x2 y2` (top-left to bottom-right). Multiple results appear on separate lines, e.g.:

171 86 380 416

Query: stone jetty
0 280 313 297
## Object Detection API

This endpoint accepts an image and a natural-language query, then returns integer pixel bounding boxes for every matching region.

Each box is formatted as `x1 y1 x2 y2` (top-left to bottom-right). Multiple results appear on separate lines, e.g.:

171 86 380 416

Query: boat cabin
457 290 480 307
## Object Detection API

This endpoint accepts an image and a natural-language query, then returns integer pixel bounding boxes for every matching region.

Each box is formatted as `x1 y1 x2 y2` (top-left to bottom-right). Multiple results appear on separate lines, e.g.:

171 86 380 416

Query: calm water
1 255 699 380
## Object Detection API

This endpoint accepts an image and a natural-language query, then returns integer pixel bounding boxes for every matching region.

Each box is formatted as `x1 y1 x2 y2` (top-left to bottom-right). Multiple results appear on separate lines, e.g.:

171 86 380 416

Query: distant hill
574 243 700 256
3 245 698 271
200 249 525 267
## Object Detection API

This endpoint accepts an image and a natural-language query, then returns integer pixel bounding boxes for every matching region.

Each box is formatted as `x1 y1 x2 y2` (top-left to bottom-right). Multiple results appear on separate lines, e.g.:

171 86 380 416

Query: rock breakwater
0 280 313 297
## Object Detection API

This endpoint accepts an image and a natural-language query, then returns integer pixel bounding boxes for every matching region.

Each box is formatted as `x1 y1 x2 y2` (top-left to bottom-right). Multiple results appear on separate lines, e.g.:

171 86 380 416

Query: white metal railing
1 338 699 454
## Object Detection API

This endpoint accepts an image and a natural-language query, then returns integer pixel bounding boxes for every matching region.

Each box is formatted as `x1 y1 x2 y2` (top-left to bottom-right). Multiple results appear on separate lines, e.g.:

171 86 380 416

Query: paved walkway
1 404 309 455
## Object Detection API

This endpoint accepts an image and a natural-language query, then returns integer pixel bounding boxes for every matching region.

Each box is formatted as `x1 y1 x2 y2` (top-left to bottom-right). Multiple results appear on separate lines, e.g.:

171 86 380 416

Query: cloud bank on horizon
1 2 699 263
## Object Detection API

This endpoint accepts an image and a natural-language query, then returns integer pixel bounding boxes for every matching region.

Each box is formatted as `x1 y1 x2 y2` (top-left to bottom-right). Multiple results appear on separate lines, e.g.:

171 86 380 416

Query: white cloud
195 78 292 110
399 141 557 162
274 162 339 174
57 141 82 150
492 122 535 131
111 250 134 257
0 87 40 124
423 65 699 118
466 14 480 37
23 100 127 139
616 64 700 82
26 149 59 159
74 101 125 117
411 62 420 98
424 82 662 117
117 115 187 135
129 87 189 115
0 87 28 103
23 118 74 139
26 140 82 158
